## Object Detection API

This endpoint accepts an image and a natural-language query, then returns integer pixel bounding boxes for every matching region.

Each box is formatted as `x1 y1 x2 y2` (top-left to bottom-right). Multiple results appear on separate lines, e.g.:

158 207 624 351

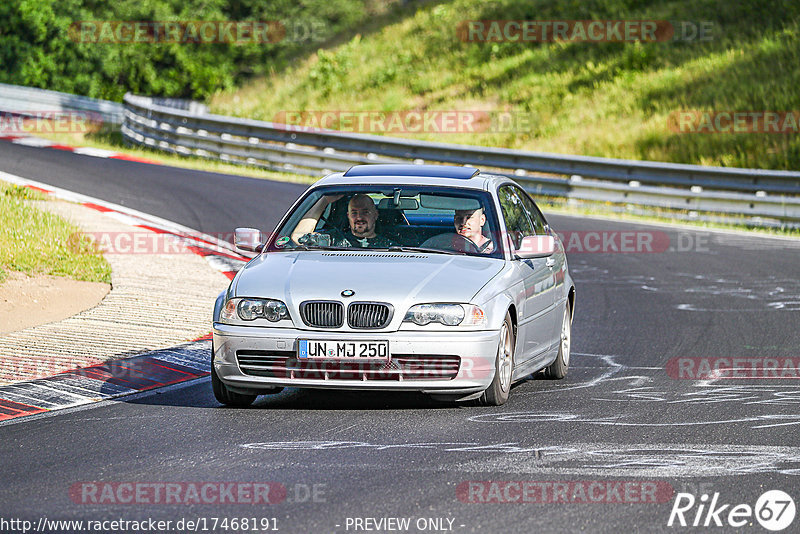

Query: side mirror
516 235 555 259
234 227 263 252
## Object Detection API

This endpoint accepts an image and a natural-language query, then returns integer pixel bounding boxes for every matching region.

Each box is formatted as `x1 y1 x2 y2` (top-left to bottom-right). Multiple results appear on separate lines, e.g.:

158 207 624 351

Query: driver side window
498 186 534 250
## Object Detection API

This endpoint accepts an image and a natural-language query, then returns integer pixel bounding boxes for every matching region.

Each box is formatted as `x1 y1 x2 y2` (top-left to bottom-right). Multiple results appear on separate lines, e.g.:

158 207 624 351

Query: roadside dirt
0 271 110 334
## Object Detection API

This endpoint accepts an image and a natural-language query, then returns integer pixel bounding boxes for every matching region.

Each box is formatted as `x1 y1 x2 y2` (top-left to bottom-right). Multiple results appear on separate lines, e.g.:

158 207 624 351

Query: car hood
234 250 504 311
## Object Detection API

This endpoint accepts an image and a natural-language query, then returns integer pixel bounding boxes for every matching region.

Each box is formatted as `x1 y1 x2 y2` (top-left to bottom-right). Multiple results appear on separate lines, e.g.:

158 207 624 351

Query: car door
497 185 558 365
517 188 567 351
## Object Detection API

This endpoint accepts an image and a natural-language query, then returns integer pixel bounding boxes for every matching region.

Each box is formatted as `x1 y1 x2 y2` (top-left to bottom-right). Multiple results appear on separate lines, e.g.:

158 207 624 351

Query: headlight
403 304 486 327
220 298 290 322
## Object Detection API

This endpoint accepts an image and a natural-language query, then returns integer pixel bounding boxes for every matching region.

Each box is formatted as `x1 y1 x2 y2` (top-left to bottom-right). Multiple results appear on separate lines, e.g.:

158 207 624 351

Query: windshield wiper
313 246 358 251
386 246 464 255
287 244 353 251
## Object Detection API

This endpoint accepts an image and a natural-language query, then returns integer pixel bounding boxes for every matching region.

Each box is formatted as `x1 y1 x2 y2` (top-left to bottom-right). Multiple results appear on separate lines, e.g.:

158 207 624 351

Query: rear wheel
544 302 571 379
211 343 257 407
479 312 515 406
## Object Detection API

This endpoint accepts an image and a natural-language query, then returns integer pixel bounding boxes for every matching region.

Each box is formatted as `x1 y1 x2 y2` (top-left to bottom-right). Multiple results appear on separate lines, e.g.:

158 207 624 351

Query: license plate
297 340 390 361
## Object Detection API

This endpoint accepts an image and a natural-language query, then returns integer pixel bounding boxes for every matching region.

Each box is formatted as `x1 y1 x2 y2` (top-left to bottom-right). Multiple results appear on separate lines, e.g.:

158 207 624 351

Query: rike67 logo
668 490 796 531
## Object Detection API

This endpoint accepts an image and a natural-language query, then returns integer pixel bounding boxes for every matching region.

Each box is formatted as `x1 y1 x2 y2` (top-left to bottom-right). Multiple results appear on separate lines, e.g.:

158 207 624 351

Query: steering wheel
420 233 480 254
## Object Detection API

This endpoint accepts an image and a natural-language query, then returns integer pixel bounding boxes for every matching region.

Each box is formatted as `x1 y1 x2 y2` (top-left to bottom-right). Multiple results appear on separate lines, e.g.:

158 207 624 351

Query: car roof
312 164 510 191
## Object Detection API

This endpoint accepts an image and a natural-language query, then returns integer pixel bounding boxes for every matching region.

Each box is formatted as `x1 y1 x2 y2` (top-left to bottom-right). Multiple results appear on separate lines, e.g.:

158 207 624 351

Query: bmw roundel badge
341 289 355 297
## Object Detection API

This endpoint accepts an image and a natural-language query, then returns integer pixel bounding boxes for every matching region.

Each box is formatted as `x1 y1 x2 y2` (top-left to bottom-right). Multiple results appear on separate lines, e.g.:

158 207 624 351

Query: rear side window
515 187 547 235
498 186 534 249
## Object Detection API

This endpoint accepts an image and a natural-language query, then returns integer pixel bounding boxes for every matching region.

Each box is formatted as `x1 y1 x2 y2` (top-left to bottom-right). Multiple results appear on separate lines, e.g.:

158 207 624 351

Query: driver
454 207 494 253
291 193 395 248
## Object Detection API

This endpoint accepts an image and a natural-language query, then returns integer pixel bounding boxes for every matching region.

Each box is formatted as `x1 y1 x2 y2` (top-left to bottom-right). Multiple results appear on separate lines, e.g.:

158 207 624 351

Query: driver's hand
298 232 331 247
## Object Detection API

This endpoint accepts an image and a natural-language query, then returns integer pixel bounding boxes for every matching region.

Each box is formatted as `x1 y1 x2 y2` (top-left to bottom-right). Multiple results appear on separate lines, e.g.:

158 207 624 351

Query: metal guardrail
122 93 800 223
0 83 125 126
1 83 797 223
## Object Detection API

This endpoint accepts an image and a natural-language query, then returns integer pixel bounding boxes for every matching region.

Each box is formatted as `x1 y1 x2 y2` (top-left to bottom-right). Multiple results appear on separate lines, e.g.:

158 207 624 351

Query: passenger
292 193 395 248
454 207 494 253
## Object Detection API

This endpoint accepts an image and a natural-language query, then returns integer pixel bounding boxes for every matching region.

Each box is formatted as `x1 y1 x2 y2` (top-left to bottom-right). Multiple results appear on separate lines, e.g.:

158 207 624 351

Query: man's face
454 209 485 240
348 197 378 237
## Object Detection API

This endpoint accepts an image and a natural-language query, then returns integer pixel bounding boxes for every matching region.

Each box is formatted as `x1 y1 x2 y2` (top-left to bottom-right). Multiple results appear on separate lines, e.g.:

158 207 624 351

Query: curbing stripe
2 134 156 163
0 341 212 423
0 399 47 421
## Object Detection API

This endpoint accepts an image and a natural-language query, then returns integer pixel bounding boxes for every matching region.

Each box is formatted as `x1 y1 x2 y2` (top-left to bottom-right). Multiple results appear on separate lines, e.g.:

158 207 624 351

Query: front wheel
544 302 571 379
211 344 257 407
479 312 515 406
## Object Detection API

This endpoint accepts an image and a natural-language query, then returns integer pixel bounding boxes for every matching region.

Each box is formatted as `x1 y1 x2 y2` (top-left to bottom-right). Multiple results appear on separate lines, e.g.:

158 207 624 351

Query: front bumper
212 323 500 395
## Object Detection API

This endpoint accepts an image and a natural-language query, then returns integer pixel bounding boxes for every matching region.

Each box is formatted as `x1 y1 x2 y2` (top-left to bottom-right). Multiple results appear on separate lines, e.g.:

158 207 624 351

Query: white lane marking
469 411 800 428
676 304 800 312
103 210 148 226
571 366 662 370
239 441 800 477
517 352 625 396
72 147 118 158
11 136 55 147
24 382 98 402
40 376 134 397
0 387 79 409
241 441 567 454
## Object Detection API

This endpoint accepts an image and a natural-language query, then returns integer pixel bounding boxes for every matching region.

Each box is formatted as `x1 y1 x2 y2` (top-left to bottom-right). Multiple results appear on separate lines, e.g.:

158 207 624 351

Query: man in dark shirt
326 194 395 248
292 193 395 248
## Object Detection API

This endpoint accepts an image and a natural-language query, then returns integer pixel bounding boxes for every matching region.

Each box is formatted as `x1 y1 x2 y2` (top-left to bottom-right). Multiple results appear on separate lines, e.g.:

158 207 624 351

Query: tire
479 312 515 406
544 302 571 379
211 343 257 407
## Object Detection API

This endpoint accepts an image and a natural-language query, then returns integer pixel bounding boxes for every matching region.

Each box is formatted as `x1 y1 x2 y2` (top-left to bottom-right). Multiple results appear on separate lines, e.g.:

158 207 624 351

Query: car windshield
268 186 503 258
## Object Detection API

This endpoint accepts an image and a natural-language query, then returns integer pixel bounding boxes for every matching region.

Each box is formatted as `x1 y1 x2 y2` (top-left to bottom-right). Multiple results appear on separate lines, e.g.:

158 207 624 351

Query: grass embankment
210 0 800 171
0 183 111 284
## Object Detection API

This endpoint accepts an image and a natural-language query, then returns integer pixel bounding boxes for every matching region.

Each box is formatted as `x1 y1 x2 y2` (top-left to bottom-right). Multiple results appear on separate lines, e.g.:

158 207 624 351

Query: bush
0 0 387 100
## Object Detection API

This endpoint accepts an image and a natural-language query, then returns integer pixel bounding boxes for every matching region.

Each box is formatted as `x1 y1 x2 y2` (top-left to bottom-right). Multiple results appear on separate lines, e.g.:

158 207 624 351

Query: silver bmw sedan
212 164 574 406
